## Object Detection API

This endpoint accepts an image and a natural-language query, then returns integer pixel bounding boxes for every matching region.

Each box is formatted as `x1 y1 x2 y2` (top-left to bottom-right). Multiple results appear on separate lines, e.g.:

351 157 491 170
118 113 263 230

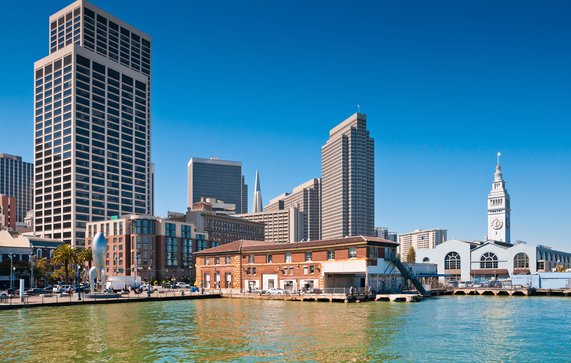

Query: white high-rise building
321 113 374 239
487 152 511 243
33 1 152 246
252 169 263 213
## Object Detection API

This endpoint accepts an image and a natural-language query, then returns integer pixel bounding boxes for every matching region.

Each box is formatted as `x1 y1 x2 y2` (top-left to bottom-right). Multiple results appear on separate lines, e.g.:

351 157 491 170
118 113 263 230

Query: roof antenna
357 104 361 114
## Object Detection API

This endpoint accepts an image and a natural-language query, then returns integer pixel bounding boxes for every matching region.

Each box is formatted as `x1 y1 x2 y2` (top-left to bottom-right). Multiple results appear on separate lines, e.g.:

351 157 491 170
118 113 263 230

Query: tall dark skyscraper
34 1 153 246
187 157 248 214
321 113 374 239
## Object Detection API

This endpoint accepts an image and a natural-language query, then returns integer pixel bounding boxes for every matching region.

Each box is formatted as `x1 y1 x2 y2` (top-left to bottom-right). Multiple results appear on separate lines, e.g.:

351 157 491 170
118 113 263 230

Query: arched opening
444 252 461 270
480 252 498 269
514 253 529 269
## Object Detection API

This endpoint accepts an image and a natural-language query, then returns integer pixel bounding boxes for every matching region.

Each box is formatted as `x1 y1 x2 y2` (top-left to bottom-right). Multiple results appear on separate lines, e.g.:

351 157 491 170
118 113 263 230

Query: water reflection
0 297 570 362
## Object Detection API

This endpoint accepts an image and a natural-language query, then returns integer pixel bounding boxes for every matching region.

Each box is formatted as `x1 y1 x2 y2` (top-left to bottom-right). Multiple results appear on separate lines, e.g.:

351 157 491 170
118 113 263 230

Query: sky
1 1 570 250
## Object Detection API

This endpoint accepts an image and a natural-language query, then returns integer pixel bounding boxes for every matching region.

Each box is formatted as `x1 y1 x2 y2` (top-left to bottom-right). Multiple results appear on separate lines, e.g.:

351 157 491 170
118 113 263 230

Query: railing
388 257 429 296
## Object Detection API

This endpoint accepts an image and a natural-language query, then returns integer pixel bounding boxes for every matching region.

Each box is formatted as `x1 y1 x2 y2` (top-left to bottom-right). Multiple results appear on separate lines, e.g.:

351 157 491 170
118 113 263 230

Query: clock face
491 218 503 230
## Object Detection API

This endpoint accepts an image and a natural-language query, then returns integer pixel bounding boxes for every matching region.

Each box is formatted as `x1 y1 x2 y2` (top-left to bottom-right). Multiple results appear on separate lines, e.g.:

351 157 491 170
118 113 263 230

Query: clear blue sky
1 1 570 250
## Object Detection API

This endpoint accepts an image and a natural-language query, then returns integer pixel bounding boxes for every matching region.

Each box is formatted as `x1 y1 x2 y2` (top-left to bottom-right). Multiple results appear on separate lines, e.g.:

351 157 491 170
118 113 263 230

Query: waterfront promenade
0 289 221 310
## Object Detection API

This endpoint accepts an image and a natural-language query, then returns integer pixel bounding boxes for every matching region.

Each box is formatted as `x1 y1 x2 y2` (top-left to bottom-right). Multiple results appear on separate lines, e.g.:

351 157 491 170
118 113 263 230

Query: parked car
26 288 47 296
43 287 53 293
54 285 73 294
140 284 154 293
0 291 8 298
176 282 190 289
266 288 288 295
248 288 263 295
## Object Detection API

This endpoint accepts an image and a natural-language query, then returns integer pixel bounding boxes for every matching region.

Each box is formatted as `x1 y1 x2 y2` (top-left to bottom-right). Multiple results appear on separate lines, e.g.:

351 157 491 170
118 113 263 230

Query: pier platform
375 294 423 302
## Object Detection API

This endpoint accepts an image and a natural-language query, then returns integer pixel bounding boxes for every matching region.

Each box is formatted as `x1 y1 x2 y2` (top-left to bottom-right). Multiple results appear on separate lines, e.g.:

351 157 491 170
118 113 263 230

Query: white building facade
417 240 571 282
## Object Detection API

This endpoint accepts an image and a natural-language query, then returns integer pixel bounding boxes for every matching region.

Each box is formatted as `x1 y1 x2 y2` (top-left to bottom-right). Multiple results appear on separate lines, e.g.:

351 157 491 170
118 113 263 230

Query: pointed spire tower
487 152 511 243
252 169 263 213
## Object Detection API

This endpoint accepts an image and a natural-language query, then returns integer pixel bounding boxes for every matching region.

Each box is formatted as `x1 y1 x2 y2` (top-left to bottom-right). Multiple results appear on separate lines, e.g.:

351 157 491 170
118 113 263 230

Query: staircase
389 257 429 296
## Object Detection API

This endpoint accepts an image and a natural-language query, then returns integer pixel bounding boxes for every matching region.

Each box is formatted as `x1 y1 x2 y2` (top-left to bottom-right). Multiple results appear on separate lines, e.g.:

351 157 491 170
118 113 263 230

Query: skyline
1 0 571 249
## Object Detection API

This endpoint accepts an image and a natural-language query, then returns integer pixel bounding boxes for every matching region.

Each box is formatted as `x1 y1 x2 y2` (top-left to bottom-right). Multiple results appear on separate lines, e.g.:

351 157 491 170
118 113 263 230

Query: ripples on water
0 296 570 362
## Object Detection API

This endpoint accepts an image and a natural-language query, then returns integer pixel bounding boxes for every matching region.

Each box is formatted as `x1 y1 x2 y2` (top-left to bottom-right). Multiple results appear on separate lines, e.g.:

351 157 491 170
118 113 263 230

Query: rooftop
195 235 398 255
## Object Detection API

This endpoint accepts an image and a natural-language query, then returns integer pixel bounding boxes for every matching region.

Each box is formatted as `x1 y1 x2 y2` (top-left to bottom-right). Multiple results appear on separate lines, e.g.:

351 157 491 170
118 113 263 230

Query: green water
0 296 570 362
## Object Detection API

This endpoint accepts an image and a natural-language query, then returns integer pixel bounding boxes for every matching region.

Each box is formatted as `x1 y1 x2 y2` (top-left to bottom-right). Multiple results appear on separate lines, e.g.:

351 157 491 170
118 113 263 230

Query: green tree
406 246 416 263
51 244 78 284
34 257 51 287
77 247 93 269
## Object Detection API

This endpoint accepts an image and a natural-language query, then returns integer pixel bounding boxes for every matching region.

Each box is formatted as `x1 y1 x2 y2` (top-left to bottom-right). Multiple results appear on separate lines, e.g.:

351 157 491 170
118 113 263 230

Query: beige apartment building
321 113 375 240
399 228 448 262
265 178 321 241
236 206 304 243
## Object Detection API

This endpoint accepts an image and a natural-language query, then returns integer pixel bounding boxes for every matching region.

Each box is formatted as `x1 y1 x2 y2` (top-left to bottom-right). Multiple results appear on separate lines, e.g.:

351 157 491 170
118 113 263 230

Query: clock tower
487 152 511 243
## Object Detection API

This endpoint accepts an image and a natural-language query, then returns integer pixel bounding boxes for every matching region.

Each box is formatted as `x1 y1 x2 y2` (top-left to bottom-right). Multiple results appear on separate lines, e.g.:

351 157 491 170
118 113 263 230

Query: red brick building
0 195 17 230
195 236 400 293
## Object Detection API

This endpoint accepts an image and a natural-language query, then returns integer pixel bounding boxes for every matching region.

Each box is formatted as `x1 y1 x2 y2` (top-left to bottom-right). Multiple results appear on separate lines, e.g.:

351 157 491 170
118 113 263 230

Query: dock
375 293 423 302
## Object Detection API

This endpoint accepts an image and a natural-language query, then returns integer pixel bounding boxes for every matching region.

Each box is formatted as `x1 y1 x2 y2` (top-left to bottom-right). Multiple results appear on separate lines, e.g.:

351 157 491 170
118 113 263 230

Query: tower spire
252 169 263 213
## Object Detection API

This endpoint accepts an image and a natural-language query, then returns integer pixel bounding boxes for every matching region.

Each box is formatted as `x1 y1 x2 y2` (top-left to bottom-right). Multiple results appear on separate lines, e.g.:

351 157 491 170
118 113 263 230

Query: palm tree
78 247 93 269
51 244 78 284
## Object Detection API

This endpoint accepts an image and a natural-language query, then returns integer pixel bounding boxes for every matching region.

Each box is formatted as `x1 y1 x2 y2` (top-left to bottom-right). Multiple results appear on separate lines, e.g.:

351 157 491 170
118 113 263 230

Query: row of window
443 251 530 270
204 247 365 266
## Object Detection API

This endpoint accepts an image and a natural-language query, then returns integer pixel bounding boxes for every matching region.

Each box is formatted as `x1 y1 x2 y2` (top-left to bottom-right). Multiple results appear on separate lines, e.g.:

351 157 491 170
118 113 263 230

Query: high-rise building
34 1 153 247
252 169 263 213
487 152 511 243
265 178 321 241
187 158 248 214
375 227 397 243
0 154 33 223
321 113 374 239
398 228 447 262
237 205 304 243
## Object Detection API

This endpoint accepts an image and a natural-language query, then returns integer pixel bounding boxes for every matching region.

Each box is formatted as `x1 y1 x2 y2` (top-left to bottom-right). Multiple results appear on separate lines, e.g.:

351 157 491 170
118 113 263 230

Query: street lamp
76 264 82 301
29 252 34 289
8 253 14 290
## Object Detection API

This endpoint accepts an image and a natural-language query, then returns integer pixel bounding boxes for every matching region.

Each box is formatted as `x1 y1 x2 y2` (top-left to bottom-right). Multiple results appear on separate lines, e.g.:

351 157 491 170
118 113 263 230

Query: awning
513 268 530 275
417 273 454 277
470 269 509 275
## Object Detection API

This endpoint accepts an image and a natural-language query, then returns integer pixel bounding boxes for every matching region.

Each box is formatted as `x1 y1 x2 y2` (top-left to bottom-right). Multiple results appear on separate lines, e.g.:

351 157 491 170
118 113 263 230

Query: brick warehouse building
194 236 401 293
86 214 213 282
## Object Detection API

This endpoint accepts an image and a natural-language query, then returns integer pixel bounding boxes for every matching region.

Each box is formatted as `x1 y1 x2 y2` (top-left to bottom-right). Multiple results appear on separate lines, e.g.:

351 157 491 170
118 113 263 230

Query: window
225 256 231 264
215 257 220 265
514 253 529 269
248 255 254 263
309 265 315 274
303 266 308 274
285 252 292 263
305 252 312 262
327 250 335 260
349 247 357 258
369 247 378 259
480 252 498 269
266 254 273 263
205 257 210 265
444 252 461 270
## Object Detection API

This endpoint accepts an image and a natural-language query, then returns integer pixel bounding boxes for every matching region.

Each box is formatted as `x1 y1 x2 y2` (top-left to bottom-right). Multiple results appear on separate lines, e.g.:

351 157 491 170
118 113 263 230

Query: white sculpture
89 232 107 294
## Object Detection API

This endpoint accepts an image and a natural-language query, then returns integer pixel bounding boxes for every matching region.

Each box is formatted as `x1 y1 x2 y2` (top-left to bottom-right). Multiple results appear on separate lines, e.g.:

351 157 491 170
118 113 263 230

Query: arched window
480 252 498 269
423 257 430 263
445 252 461 270
513 253 529 269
